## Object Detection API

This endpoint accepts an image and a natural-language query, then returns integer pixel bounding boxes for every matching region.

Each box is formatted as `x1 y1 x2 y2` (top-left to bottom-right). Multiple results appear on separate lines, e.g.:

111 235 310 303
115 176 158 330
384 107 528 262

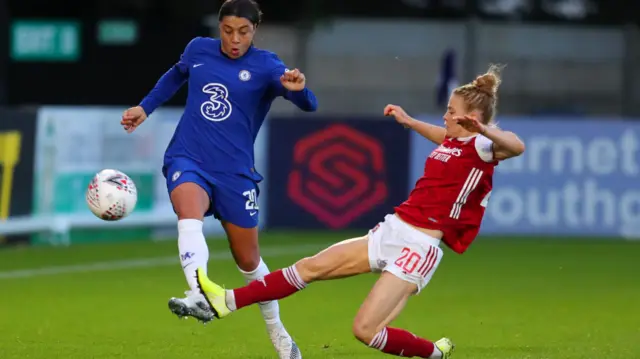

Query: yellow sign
0 131 22 221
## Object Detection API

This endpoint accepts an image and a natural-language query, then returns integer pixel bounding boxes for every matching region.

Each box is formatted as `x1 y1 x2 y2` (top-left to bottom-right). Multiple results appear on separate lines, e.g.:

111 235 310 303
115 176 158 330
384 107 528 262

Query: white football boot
168 290 215 323
267 322 302 359
195 268 302 358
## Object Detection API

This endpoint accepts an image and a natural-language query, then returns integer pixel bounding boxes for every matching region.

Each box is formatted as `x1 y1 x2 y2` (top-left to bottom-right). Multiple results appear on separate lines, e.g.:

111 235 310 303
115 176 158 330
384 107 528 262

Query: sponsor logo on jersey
430 145 463 163
200 83 232 122
435 145 462 156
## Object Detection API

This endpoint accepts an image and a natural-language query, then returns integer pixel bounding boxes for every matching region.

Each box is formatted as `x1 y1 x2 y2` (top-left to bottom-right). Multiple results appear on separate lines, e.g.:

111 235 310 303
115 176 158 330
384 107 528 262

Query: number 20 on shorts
394 246 438 278
243 189 259 211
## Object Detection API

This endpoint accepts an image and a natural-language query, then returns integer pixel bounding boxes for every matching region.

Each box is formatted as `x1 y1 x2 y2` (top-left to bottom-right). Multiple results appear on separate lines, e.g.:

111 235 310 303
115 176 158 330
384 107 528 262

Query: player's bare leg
195 236 371 317
380 296 409 328
194 236 370 320
218 237 372 312
167 182 215 323
296 237 371 282
222 222 301 359
354 272 454 358
195 235 453 357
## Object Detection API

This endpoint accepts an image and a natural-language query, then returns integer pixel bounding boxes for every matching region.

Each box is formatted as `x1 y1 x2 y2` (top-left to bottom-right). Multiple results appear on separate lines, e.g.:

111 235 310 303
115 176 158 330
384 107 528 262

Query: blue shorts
163 157 260 228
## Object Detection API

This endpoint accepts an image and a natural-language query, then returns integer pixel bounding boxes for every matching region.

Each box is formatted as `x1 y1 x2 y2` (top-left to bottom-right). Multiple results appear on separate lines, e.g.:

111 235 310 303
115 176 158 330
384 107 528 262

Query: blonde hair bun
472 64 505 98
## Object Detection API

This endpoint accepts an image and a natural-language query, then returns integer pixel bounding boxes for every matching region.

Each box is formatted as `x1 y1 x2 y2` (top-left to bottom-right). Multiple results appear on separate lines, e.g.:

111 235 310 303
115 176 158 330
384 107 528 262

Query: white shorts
368 214 444 294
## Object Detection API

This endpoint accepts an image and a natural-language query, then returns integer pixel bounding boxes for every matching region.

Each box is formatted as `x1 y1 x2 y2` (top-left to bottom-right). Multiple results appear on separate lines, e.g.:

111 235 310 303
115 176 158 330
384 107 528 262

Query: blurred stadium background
0 1 639 358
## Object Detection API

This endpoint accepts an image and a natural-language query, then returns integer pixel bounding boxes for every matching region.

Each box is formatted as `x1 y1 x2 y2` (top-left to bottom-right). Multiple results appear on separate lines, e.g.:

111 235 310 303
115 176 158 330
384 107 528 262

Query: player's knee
352 316 377 345
235 254 261 272
171 183 209 219
294 256 326 283
230 239 260 272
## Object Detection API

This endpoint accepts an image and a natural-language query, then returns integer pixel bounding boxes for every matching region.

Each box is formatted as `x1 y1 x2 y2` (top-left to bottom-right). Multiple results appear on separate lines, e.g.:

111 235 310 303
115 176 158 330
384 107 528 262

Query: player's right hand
121 106 148 134
384 104 413 128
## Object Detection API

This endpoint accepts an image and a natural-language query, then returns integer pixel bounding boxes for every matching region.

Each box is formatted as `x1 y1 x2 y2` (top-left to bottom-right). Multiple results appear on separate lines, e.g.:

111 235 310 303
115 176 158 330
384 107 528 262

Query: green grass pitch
0 232 638 358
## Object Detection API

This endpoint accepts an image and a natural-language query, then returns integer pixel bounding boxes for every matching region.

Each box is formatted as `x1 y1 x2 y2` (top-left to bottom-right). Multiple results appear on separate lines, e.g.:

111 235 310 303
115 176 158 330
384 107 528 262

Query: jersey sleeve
474 135 495 162
267 53 318 112
170 37 198 73
139 37 200 115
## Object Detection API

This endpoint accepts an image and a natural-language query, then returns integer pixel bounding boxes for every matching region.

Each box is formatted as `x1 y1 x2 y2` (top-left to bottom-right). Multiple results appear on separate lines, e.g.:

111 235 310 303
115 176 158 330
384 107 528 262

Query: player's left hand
280 68 306 91
454 115 486 135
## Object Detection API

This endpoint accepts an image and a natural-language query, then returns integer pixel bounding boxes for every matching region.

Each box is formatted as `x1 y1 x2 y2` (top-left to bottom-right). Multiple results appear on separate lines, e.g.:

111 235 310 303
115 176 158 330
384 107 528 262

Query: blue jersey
139 37 317 182
138 37 317 227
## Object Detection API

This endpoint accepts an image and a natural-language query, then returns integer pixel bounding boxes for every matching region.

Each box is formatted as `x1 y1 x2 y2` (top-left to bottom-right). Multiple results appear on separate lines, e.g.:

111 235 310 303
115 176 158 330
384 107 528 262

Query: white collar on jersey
455 134 480 142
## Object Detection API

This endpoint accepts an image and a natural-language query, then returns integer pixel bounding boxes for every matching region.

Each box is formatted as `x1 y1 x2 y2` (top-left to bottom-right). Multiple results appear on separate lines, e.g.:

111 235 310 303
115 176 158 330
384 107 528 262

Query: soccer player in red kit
191 65 525 358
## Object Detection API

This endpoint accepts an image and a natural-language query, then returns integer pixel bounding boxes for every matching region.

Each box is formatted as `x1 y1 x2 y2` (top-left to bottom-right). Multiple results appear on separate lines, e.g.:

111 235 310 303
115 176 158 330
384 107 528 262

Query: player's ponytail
453 64 505 125
218 0 263 27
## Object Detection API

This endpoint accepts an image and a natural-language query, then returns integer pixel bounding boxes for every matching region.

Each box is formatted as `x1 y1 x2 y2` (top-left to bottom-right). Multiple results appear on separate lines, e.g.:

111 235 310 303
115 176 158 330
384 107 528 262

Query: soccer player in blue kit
120 1 317 358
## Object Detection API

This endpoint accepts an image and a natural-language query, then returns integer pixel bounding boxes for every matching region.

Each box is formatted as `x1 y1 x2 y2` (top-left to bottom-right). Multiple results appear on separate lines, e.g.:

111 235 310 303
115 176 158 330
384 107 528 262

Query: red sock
369 327 436 358
230 265 307 310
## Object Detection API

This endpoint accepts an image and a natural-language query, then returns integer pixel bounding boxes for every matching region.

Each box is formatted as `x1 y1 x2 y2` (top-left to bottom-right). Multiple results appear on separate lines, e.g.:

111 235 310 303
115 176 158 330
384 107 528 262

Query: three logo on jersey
429 145 462 163
197 69 251 123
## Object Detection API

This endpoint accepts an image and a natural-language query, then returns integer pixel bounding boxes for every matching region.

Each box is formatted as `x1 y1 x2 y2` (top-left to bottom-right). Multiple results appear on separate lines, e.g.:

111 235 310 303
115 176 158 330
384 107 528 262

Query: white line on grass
0 243 328 280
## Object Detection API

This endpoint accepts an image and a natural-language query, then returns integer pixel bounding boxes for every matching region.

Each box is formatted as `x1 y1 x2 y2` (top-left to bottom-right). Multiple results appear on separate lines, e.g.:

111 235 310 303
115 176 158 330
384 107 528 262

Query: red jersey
395 135 497 254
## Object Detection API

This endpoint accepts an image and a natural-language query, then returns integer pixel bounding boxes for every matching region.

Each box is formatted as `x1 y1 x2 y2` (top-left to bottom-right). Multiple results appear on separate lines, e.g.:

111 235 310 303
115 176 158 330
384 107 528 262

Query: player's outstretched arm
138 66 188 116
384 104 446 145
481 126 525 160
456 115 525 160
279 68 318 112
268 53 318 112
138 38 200 116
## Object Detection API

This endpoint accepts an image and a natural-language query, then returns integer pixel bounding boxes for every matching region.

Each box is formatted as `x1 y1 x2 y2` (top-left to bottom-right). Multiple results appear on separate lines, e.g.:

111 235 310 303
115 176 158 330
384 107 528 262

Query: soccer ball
86 169 138 221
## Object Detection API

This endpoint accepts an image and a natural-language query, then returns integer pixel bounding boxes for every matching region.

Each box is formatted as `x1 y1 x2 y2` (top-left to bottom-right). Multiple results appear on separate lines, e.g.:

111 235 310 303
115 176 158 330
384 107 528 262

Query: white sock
225 290 237 311
431 347 443 358
238 258 281 326
177 219 209 292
